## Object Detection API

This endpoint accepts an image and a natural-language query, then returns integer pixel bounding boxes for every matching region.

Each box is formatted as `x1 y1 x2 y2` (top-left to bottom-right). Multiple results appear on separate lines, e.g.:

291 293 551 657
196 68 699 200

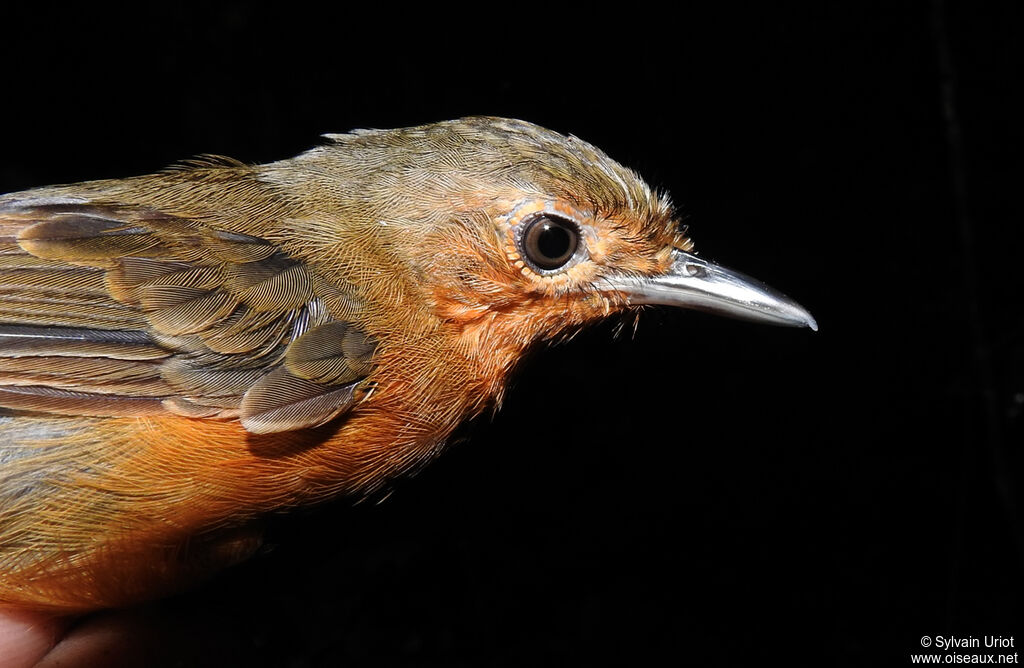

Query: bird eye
520 215 581 272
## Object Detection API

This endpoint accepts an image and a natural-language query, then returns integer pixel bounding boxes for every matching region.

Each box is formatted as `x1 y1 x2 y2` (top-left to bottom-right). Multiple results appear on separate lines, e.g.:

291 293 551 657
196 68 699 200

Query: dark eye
520 215 581 272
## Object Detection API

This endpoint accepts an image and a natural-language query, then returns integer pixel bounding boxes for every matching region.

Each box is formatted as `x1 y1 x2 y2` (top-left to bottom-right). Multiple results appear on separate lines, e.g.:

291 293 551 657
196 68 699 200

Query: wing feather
0 194 375 432
239 366 359 434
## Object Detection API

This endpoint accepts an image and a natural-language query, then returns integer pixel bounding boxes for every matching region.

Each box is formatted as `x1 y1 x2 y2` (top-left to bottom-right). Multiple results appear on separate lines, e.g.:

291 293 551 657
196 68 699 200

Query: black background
2 3 1021 666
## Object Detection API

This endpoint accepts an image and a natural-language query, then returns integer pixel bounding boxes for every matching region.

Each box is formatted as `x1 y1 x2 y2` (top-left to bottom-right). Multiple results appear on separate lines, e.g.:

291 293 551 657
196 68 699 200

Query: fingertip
0 607 68 668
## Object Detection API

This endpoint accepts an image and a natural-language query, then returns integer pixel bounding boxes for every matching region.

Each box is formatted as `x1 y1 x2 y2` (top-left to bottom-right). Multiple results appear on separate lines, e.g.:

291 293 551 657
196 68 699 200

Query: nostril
684 264 706 278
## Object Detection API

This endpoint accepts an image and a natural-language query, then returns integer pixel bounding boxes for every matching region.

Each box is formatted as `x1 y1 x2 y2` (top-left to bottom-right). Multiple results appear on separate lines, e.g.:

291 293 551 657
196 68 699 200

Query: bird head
279 117 816 367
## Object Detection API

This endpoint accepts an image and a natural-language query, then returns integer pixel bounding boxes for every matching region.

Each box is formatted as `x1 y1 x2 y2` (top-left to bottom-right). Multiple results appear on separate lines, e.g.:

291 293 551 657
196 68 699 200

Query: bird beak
605 249 818 331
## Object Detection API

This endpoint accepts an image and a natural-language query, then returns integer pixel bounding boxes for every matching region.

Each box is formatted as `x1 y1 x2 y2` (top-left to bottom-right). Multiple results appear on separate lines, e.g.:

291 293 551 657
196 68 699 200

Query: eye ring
518 214 585 274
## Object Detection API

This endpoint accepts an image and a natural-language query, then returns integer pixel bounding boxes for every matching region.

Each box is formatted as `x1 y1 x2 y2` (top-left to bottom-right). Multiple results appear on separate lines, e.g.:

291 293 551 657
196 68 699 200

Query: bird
0 117 816 613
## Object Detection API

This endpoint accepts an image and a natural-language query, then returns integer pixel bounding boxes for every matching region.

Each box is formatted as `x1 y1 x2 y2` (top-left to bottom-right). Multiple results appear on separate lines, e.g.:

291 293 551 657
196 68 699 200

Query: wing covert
0 196 375 433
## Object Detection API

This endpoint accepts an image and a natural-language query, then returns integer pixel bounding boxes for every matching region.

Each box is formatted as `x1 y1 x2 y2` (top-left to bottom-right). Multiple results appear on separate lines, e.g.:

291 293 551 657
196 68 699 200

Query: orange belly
0 404 449 612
